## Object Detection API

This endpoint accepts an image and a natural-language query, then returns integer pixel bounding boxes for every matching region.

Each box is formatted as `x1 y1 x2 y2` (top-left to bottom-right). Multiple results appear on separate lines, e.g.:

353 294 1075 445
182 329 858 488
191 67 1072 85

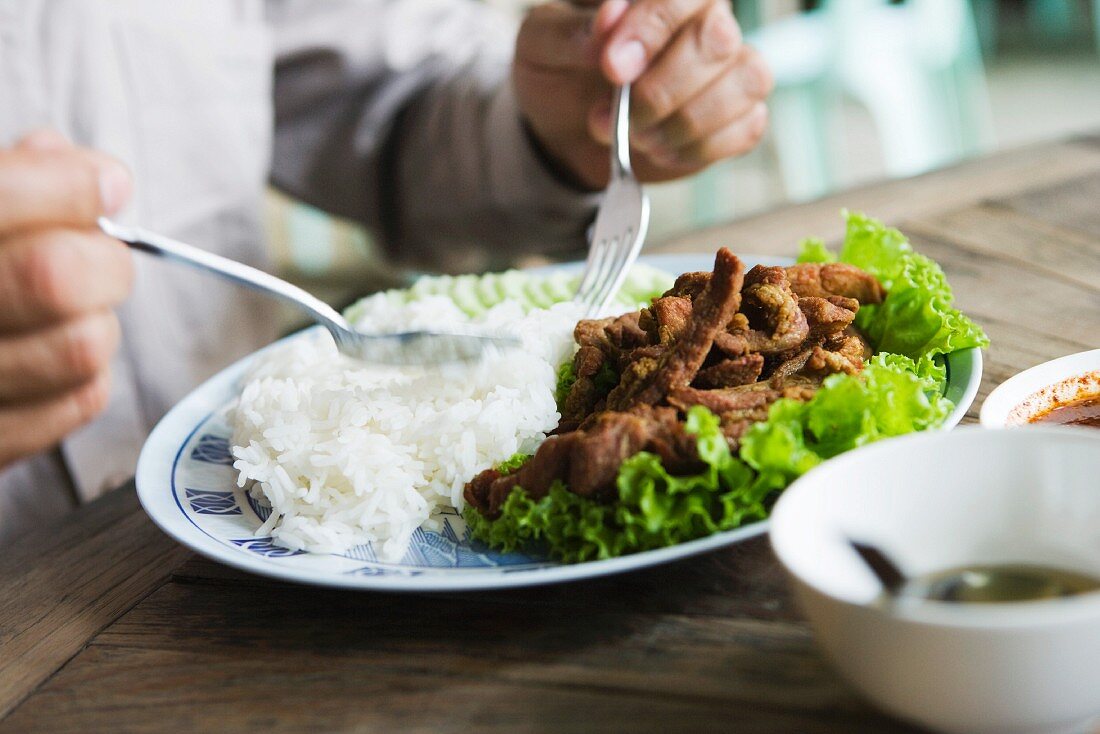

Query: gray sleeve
267 0 599 272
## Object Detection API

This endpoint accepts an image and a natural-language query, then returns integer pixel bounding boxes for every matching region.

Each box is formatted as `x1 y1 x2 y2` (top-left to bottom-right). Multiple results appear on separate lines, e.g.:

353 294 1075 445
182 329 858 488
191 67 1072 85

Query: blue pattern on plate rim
230 537 307 557
185 488 241 516
172 409 553 575
189 433 234 465
244 492 273 522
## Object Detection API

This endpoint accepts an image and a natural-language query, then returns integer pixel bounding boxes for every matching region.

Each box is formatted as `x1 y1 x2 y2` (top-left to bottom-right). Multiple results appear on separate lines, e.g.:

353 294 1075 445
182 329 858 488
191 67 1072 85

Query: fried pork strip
606 248 745 410
463 248 887 518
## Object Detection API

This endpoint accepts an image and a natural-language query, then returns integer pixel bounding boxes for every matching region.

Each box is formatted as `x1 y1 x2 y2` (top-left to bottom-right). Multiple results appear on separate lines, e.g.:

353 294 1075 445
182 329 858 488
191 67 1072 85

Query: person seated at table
0 0 771 542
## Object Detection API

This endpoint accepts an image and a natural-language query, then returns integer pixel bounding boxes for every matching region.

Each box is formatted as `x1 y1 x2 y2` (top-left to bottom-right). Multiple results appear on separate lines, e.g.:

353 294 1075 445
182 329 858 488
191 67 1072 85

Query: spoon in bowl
849 540 907 598
848 539 1100 604
99 218 521 367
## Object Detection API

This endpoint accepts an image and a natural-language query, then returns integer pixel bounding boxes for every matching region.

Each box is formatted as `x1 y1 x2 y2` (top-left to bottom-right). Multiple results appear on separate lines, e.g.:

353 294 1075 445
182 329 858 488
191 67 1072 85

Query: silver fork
574 83 650 317
98 218 520 366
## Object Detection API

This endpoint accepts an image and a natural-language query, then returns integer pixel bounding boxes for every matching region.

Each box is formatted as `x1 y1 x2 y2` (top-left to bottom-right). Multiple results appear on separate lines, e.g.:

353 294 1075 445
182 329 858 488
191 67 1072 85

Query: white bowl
981 349 1100 427
770 427 1100 734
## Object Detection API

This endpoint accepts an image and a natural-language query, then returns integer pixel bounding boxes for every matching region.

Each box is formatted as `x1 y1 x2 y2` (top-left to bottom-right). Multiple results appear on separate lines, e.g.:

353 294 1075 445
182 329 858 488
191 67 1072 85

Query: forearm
390 70 598 271
269 0 597 272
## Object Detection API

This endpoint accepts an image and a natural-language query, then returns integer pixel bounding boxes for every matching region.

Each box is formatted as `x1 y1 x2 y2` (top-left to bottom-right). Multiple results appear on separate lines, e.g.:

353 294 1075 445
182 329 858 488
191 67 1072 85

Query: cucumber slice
344 264 673 322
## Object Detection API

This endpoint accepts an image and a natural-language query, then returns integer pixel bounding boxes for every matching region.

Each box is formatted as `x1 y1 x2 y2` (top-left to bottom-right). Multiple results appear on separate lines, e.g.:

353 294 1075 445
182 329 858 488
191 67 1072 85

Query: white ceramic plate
136 254 982 591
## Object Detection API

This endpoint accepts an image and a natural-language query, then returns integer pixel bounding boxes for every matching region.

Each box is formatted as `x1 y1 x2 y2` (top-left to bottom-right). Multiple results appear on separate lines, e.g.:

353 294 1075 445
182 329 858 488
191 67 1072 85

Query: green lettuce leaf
731 355 951 505
742 356 951 464
801 211 989 358
870 352 947 396
496 452 532 475
796 237 837 264
554 361 576 408
553 359 618 411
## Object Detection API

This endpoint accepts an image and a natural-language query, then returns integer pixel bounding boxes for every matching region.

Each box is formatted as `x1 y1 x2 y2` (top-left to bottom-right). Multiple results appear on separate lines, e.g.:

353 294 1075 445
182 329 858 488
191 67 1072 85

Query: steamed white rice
230 294 582 561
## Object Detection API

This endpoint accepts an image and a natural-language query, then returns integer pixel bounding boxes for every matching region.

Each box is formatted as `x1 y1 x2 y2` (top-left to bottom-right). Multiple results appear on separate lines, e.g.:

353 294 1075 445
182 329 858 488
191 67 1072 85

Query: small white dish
981 349 1100 427
770 427 1100 734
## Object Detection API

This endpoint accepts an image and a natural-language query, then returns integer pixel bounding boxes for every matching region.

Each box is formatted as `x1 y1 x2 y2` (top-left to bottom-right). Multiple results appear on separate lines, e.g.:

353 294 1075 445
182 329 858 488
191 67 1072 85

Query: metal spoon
99 218 521 366
848 539 1099 604
849 540 907 597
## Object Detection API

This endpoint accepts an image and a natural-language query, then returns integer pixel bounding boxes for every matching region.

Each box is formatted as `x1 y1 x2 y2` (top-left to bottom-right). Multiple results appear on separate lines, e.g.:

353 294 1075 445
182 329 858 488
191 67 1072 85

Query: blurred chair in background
265 189 407 325
731 0 995 203
974 0 1100 55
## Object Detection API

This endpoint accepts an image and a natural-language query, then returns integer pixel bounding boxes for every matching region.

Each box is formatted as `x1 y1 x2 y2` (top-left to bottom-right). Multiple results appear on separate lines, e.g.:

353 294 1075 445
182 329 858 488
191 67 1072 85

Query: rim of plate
136 253 982 591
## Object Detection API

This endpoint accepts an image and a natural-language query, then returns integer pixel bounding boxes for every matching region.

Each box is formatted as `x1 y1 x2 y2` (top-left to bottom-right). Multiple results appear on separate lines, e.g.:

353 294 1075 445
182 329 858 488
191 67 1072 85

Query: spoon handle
98 217 351 338
849 540 908 596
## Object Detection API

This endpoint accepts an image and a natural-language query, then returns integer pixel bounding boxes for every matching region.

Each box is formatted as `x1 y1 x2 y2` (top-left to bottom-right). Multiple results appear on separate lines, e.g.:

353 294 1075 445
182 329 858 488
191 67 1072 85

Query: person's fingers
639 45 771 151
594 0 630 35
0 146 131 233
0 228 134 331
601 0 713 83
586 90 617 146
15 129 72 152
515 0 630 71
0 368 111 470
655 100 768 169
515 2 602 71
627 0 743 130
0 310 120 401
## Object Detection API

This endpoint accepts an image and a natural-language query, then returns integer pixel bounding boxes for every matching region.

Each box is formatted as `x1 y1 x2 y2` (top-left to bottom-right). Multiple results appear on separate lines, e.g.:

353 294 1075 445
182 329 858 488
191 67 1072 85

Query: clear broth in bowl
899 563 1100 604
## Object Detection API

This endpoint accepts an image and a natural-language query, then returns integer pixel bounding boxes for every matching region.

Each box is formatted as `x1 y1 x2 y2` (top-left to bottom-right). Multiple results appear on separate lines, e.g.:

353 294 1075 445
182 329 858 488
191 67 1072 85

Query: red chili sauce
1028 395 1100 428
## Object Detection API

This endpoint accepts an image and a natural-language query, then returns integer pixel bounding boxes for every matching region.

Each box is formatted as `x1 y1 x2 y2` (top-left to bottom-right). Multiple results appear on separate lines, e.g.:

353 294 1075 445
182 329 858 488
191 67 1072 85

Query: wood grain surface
2 136 1099 733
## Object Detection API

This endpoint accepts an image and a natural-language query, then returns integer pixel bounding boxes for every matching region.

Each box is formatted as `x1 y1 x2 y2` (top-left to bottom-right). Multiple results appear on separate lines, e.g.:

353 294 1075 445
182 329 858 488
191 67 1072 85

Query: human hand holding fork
513 0 773 192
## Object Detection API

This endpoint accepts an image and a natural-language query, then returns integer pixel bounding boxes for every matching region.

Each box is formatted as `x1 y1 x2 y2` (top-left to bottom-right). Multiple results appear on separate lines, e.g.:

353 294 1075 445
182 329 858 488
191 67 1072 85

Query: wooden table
4 134 1100 733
